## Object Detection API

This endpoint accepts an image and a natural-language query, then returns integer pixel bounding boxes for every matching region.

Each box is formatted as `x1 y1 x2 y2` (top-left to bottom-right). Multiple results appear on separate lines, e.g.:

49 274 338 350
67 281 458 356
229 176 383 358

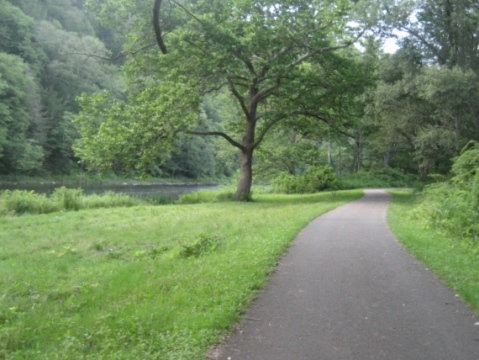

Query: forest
1 0 478 195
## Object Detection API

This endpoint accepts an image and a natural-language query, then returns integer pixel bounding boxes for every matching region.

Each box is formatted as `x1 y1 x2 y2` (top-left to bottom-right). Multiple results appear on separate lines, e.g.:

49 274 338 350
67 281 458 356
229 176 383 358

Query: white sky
382 37 400 53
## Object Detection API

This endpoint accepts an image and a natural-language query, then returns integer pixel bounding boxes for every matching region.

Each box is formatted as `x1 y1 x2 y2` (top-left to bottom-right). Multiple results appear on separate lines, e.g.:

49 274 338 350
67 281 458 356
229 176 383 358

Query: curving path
215 189 479 360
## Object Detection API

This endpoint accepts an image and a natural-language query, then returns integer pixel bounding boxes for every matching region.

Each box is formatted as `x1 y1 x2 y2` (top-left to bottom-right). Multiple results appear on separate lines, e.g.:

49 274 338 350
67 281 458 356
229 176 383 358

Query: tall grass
0 187 154 216
0 189 362 359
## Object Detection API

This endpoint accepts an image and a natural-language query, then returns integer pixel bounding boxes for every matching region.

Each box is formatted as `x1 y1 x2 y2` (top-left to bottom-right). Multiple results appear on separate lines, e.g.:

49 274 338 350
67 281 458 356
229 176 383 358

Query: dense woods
1 0 479 196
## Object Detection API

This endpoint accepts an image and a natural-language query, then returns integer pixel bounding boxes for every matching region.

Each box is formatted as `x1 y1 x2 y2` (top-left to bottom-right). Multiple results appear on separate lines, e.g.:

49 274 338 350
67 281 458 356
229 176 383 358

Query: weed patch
173 234 220 258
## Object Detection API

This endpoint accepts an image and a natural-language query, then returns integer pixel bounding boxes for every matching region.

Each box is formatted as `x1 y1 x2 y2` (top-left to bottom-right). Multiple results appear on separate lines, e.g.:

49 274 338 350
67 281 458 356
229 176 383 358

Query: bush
413 142 479 247
301 165 338 193
271 165 337 194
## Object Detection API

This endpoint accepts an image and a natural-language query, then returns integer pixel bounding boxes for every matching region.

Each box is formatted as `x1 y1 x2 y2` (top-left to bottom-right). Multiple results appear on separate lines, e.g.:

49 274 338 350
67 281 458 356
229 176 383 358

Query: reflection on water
0 182 218 198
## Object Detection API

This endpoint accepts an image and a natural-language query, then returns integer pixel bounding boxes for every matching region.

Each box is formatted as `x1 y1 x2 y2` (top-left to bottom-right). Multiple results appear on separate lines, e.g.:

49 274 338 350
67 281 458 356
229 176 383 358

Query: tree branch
227 77 249 117
292 111 333 123
170 0 205 25
400 26 445 64
252 116 285 149
255 77 281 102
153 0 168 54
288 29 366 67
188 130 245 151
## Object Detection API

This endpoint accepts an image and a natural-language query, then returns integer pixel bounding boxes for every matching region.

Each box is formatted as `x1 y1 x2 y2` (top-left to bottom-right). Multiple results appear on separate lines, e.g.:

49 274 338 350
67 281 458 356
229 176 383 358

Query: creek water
0 181 218 199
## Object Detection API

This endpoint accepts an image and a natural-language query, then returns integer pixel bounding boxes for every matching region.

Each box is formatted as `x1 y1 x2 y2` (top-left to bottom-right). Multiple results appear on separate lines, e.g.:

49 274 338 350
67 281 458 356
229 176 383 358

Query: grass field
388 190 479 314
0 189 362 359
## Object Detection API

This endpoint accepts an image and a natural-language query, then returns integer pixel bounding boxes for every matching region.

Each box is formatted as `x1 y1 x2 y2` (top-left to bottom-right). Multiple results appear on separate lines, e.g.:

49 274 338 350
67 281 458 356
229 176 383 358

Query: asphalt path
215 189 479 360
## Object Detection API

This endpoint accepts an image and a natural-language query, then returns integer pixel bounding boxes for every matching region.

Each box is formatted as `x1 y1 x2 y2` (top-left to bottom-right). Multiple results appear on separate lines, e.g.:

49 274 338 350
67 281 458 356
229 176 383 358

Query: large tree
76 0 369 199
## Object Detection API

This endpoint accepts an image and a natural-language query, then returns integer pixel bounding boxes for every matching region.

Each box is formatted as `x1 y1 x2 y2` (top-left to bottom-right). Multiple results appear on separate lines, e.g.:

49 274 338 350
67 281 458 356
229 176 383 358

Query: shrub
301 165 338 192
413 143 479 247
271 165 337 194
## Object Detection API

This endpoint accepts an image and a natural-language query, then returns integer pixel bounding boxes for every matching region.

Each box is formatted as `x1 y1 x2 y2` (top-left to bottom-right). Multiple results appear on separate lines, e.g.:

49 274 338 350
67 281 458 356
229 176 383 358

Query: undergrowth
338 168 419 189
411 141 479 248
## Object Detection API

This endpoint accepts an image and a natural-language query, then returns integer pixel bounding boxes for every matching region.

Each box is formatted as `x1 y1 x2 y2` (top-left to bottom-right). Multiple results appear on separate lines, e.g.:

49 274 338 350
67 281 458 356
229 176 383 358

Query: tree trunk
235 88 257 200
384 145 391 167
236 148 254 200
328 141 333 165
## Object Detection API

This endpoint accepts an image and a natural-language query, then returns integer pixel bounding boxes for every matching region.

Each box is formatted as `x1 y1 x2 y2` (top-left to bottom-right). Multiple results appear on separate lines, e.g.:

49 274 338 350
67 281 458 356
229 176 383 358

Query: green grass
388 190 479 314
0 189 362 359
0 188 146 215
338 169 419 189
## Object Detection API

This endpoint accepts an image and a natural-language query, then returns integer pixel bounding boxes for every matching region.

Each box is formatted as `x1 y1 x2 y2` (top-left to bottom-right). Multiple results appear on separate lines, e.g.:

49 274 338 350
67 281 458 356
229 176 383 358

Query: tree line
1 0 479 198
0 0 235 178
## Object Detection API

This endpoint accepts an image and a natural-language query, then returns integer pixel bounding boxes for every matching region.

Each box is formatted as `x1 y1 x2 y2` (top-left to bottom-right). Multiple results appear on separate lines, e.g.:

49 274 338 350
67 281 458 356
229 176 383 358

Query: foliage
0 190 363 358
0 52 44 174
272 165 338 194
365 60 479 177
338 168 419 189
379 0 479 71
0 0 124 176
411 142 479 247
366 0 479 178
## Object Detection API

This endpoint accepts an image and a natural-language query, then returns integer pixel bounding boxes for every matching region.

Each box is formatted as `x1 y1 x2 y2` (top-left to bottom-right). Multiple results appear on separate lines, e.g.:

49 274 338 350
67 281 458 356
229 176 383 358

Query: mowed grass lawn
0 190 362 359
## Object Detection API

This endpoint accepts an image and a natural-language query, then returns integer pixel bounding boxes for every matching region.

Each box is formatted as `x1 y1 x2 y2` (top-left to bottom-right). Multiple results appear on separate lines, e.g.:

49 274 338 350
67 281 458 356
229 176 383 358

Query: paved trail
216 190 479 360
